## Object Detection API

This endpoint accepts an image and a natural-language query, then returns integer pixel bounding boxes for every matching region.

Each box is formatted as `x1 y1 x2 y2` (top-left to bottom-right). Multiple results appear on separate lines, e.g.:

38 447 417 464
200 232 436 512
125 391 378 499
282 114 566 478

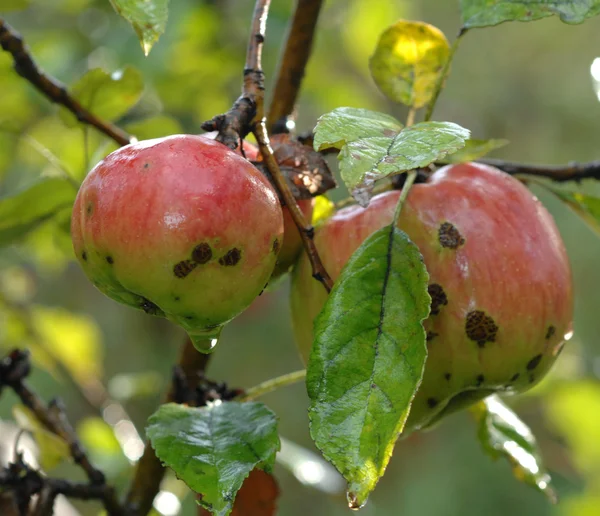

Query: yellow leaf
369 20 450 108
32 306 103 386
312 195 335 227
12 405 70 471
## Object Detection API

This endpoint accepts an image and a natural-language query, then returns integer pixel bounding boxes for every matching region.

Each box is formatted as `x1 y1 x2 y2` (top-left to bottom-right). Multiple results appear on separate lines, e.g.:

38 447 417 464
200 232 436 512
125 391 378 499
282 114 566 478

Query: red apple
71 135 284 349
291 162 573 433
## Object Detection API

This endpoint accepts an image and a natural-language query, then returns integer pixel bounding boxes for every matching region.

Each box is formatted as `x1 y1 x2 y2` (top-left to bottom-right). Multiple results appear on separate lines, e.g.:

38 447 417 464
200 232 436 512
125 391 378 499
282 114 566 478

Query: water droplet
347 491 366 511
188 327 222 354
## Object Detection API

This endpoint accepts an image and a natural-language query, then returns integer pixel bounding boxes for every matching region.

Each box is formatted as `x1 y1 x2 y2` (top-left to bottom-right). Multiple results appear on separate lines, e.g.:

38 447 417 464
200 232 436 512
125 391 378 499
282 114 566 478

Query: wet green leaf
0 178 76 247
307 225 430 509
60 66 144 127
109 0 170 55
473 396 557 503
461 0 600 28
147 402 280 516
314 108 469 206
370 20 450 108
441 138 509 164
313 107 402 152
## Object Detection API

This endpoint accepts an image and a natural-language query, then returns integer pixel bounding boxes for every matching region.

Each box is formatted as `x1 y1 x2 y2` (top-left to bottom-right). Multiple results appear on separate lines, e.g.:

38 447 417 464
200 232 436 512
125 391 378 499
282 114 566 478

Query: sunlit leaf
109 0 170 55
12 405 70 471
0 178 76 247
31 306 104 385
535 182 600 237
370 20 450 108
472 395 557 502
460 0 600 28
441 138 509 164
59 66 144 127
307 225 430 508
147 402 280 516
198 469 279 516
544 381 600 474
312 196 335 227
315 108 469 206
77 417 122 456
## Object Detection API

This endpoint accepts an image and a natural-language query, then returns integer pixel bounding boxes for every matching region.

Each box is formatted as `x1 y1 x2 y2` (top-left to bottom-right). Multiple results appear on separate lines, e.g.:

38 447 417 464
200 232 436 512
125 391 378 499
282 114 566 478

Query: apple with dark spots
204 131 315 279
71 134 284 350
290 162 573 434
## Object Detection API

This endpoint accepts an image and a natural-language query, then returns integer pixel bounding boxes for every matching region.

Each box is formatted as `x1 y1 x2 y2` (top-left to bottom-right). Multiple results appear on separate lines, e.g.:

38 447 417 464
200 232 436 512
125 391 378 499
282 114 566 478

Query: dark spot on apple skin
219 248 242 266
465 310 498 348
476 374 485 387
106 256 114 265
174 260 198 278
546 325 556 340
438 222 465 249
143 163 150 169
527 354 543 371
192 243 212 264
510 373 520 382
529 374 536 384
427 398 438 408
81 251 87 261
86 202 93 216
272 239 280 254
428 283 448 315
444 373 452 381
174 296 180 301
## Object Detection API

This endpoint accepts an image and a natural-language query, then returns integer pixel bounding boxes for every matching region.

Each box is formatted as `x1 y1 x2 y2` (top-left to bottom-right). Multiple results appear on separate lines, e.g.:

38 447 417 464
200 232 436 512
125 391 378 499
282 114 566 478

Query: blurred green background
1 1 600 515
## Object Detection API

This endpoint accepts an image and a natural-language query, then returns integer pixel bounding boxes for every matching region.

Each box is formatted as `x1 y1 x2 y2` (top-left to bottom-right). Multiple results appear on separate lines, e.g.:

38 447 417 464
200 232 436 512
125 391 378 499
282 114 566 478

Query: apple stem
238 369 307 402
393 170 418 225
0 18 132 147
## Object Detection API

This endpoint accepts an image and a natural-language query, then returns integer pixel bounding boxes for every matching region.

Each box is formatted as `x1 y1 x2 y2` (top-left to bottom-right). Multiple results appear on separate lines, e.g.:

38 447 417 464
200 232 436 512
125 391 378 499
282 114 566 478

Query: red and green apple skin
291 162 573 433
71 135 284 346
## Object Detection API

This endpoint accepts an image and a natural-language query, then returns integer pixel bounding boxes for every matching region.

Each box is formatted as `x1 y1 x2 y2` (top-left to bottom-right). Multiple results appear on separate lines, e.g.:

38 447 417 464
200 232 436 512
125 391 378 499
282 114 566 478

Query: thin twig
202 0 333 292
248 0 333 291
267 0 324 131
0 18 132 146
0 350 125 515
423 29 467 122
124 338 212 516
475 157 600 182
238 369 307 402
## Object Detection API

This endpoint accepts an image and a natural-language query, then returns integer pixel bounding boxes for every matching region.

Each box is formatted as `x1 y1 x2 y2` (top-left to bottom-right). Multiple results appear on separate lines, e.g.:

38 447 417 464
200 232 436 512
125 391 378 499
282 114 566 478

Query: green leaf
109 0 170 55
473 396 557 503
441 138 509 164
369 20 450 108
313 107 402 152
0 178 76 247
147 402 280 516
307 225 430 508
535 182 600 236
460 0 600 28
60 66 144 127
315 108 469 206
1 0 30 11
